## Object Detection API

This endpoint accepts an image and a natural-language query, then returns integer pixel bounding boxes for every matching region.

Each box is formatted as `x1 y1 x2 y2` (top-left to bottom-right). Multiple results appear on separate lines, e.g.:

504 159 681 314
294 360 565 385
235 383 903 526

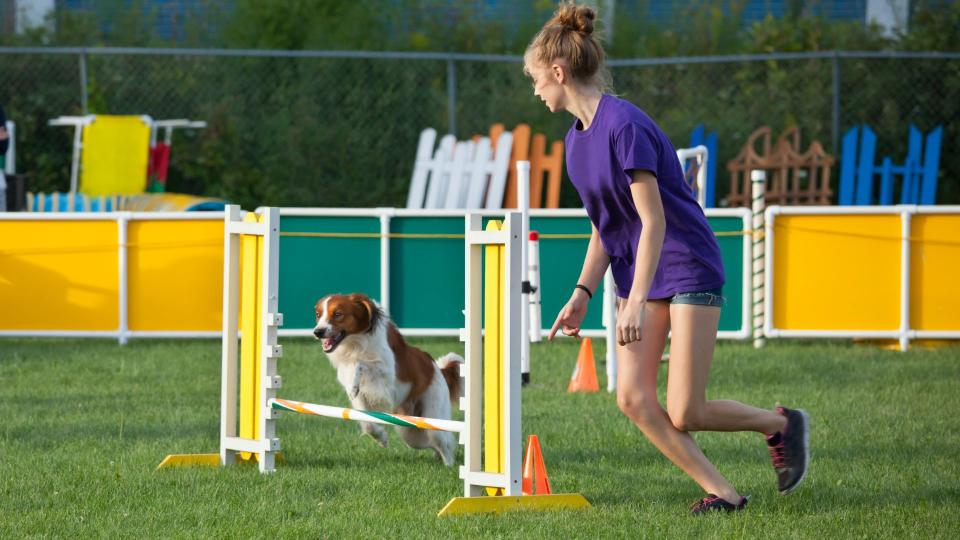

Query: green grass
1 337 958 538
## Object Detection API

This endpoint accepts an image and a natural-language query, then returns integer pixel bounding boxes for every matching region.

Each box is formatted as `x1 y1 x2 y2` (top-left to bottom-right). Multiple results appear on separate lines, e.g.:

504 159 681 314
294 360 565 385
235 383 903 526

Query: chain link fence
1 48 957 209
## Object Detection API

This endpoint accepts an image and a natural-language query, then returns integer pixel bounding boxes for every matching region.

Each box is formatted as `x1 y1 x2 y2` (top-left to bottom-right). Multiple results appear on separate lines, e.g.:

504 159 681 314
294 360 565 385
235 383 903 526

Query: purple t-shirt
565 94 724 300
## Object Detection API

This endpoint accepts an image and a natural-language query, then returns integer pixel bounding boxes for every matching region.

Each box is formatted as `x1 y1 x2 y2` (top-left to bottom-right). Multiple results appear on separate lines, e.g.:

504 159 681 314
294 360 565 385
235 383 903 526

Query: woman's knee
666 404 703 432
616 392 660 427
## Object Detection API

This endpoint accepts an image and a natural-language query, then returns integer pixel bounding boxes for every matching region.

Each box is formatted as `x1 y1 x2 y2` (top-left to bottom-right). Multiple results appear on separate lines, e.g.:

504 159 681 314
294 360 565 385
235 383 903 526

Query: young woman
527 2 809 515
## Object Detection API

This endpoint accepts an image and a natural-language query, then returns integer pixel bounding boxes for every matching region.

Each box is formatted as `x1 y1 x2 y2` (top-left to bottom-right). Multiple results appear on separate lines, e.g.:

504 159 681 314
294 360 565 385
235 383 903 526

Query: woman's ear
551 63 566 84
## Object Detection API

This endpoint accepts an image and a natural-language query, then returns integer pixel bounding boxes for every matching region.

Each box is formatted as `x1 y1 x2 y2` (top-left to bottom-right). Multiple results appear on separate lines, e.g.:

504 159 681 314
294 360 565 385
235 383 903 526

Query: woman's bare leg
615 301 741 503
665 304 787 435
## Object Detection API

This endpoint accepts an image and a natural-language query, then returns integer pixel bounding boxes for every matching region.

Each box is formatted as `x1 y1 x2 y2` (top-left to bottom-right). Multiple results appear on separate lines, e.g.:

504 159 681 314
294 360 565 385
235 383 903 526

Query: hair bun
555 2 595 35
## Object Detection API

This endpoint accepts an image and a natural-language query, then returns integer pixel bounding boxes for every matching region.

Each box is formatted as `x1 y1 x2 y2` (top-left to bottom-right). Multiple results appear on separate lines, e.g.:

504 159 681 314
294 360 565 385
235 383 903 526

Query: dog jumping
313 293 463 465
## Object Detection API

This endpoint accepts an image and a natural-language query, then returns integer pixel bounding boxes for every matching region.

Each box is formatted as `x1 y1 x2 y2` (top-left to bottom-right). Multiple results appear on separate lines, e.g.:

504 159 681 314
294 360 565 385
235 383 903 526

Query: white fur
320 313 460 466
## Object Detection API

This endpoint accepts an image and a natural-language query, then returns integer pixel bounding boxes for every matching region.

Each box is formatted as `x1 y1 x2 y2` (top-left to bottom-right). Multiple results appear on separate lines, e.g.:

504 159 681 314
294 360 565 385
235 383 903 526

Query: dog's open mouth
321 330 346 353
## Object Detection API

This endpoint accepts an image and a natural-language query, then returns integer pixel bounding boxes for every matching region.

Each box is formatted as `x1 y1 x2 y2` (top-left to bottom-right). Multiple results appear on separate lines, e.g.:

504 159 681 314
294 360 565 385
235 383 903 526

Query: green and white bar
269 398 465 433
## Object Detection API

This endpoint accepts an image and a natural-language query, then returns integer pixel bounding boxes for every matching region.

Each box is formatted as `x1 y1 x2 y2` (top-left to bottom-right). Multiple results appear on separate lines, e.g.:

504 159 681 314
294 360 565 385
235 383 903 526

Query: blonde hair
524 1 611 92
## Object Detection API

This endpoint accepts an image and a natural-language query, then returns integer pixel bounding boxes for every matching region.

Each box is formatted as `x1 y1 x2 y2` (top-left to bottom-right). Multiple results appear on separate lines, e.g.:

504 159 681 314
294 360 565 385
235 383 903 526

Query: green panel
278 216 381 330
532 215 747 333
274 213 747 336
389 217 464 329
707 216 747 333
529 217 605 331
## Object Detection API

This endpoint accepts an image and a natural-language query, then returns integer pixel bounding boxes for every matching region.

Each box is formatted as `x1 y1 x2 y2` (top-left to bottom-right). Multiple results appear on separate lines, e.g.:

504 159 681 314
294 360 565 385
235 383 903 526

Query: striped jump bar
270 398 465 433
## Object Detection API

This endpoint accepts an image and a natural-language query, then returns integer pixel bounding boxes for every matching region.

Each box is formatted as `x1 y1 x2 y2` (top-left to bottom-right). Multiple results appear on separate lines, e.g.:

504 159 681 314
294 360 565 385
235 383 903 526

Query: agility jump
159 205 589 516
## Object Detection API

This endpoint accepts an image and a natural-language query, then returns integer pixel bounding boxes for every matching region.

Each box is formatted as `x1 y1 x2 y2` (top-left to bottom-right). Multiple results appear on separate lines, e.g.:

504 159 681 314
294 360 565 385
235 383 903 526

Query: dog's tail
437 353 464 402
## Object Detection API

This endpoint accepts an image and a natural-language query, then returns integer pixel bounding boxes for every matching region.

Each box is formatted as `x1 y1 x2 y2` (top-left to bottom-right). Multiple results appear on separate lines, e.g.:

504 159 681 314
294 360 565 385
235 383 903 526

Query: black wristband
574 284 593 299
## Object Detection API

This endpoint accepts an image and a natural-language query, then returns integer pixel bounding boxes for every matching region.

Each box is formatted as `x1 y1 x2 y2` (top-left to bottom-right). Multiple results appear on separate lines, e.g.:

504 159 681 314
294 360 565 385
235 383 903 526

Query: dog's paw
369 430 388 448
361 423 389 448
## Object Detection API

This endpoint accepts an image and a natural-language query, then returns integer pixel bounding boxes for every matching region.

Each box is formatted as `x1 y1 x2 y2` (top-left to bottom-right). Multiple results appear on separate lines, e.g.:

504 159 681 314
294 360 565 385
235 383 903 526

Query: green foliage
0 1 957 207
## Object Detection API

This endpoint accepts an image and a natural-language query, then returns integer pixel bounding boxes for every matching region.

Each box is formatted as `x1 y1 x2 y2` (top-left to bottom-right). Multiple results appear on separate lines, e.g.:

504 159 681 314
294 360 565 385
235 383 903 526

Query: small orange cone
521 435 552 495
567 337 600 393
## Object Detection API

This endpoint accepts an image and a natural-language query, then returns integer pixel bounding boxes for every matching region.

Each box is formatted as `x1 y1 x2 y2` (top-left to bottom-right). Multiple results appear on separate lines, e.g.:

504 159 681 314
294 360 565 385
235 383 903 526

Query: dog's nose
313 327 325 339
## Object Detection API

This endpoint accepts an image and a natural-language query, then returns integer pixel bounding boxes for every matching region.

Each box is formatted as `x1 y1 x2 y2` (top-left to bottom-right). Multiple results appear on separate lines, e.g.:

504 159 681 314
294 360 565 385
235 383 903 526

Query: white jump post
461 212 522 497
219 206 282 473
516 161 532 385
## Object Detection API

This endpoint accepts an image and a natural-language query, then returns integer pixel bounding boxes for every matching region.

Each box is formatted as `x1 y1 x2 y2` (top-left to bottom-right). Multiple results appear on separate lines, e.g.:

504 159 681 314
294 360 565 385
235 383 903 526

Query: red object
529 231 539 241
147 143 171 190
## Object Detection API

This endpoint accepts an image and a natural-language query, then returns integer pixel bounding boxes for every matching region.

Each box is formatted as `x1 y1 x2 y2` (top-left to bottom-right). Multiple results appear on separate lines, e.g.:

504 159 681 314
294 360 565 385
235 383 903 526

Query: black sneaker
767 406 810 494
690 494 749 516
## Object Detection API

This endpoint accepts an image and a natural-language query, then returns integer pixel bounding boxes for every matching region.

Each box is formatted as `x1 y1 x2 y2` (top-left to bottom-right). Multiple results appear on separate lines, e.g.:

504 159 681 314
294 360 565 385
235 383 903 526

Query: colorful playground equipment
157 205 591 516
34 115 220 213
26 192 226 212
839 124 943 206
148 119 207 192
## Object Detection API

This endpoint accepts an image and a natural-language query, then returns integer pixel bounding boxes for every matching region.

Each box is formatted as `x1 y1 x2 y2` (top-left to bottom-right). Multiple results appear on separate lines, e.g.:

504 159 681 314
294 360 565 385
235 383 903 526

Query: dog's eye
333 311 343 319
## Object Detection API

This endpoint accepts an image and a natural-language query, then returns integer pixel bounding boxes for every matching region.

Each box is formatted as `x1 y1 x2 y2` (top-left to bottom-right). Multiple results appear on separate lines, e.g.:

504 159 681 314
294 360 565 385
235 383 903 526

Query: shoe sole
780 408 809 495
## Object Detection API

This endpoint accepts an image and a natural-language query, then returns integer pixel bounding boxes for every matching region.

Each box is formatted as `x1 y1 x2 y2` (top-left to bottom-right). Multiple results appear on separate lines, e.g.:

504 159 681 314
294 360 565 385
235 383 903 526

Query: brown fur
386 324 436 413
440 363 461 403
315 294 382 335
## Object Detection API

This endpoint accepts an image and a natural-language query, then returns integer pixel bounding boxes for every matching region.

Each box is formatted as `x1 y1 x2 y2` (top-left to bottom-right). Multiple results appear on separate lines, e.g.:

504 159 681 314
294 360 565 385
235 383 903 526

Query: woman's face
526 60 565 113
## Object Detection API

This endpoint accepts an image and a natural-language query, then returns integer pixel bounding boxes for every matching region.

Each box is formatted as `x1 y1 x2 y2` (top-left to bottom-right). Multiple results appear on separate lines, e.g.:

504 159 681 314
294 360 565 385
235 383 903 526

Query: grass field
2 337 958 538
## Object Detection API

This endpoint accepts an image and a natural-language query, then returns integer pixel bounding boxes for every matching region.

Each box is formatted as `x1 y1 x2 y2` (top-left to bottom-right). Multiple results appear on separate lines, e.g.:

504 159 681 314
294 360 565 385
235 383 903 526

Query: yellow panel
0 220 118 330
773 214 900 331
911 215 960 331
483 220 503 496
80 115 151 196
127 220 224 331
438 494 591 516
239 213 263 459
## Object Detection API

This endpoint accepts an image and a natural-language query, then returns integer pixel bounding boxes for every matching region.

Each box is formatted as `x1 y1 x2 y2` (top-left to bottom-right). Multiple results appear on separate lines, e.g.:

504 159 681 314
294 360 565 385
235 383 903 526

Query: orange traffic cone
567 337 600 393
521 435 552 495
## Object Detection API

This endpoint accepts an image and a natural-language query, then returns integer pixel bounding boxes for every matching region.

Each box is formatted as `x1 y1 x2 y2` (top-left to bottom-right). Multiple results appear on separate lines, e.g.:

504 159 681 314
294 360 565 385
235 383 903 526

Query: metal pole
831 52 840 158
447 58 456 136
79 49 88 115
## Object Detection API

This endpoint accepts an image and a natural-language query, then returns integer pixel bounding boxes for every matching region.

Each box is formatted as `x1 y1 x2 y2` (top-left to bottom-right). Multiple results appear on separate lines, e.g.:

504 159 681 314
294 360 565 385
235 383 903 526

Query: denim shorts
666 287 726 307
617 287 726 308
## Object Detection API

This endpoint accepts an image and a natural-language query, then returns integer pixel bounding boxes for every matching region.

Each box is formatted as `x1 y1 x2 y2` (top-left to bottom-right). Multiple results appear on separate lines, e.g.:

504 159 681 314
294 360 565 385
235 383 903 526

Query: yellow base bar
854 338 957 350
156 453 224 470
437 494 591 516
156 452 283 471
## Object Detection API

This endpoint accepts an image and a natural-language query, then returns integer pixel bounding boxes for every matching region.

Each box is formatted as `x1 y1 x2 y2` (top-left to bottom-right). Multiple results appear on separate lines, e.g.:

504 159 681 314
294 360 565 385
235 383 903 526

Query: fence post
79 49 89 115
831 51 840 158
447 58 457 136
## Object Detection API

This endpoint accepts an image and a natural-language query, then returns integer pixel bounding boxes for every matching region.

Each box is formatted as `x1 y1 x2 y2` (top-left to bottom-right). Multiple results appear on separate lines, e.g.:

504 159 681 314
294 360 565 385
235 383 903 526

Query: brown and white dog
313 293 462 466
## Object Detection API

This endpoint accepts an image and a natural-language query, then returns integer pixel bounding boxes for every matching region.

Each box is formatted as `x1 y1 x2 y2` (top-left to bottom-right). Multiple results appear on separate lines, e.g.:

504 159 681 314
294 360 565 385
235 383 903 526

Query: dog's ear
351 294 382 333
